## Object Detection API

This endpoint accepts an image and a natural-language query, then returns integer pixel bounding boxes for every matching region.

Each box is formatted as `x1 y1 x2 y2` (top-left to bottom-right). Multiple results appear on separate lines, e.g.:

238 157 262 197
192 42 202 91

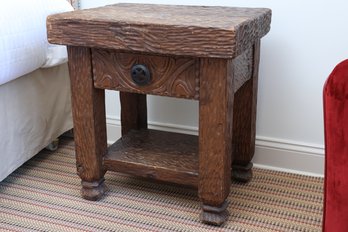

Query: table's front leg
67 46 107 201
198 58 233 225
232 40 260 182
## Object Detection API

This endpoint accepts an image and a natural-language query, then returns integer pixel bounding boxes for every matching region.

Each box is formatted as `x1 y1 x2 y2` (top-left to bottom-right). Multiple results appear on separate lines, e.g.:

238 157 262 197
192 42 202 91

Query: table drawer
92 49 200 99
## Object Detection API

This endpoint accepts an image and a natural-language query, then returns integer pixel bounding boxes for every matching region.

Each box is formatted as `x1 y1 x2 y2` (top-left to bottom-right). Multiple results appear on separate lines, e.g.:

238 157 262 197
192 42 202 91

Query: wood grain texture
120 92 147 136
67 46 107 200
57 4 271 225
104 129 199 187
47 3 271 58
198 58 233 211
232 40 261 182
233 47 253 93
92 49 199 99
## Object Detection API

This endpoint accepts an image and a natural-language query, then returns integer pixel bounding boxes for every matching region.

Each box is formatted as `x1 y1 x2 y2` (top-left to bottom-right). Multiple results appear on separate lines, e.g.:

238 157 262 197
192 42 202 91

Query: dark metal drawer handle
131 64 151 86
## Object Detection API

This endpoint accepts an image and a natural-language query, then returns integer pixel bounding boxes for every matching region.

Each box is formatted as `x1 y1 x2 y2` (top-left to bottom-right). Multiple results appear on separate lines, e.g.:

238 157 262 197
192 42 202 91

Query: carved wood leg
67 46 107 200
232 40 260 182
198 58 233 225
120 92 147 136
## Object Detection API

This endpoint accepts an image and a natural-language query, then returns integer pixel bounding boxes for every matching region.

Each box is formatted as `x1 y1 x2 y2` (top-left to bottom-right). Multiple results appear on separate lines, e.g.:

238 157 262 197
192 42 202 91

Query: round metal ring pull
131 64 151 86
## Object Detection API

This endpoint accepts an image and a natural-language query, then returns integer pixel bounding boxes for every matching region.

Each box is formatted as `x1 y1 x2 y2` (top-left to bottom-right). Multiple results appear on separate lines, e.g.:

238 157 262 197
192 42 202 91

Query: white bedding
0 0 73 85
0 63 73 181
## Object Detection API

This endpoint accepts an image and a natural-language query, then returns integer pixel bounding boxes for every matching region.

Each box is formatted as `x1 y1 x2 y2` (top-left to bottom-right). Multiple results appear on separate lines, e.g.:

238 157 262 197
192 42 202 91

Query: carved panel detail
92 49 199 99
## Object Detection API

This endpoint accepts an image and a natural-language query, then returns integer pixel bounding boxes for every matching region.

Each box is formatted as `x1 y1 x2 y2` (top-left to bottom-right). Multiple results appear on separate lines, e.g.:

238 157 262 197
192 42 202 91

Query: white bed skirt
0 63 73 181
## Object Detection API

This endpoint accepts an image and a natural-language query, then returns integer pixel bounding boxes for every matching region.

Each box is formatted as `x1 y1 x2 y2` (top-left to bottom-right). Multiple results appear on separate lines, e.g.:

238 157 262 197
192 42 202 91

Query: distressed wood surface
93 49 199 99
198 58 233 225
232 40 260 182
120 92 148 136
232 47 253 93
57 3 272 226
67 46 107 200
104 129 199 187
47 3 271 58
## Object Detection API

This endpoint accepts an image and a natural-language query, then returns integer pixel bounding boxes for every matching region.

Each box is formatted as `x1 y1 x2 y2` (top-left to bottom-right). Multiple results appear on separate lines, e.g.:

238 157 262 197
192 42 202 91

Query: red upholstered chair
323 59 348 231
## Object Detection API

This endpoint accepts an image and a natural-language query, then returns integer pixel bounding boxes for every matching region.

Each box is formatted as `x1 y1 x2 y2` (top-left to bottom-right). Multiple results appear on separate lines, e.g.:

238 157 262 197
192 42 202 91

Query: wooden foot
232 162 253 182
81 178 107 201
200 201 229 226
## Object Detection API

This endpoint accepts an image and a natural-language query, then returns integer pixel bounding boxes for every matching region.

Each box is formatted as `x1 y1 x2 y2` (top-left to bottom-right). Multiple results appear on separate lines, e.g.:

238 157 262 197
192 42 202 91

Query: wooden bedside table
47 3 271 225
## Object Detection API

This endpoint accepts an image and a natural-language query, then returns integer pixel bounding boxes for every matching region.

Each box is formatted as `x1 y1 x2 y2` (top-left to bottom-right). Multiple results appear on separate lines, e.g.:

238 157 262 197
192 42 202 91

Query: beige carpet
0 138 323 231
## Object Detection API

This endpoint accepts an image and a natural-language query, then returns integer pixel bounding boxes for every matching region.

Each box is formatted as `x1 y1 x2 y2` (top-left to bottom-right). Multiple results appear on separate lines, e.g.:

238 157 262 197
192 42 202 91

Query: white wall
79 0 348 176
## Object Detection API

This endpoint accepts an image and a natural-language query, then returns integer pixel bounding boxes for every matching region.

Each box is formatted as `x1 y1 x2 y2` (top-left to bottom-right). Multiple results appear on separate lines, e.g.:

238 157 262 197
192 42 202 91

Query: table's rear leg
67 46 107 200
199 58 233 225
232 40 260 182
120 92 147 135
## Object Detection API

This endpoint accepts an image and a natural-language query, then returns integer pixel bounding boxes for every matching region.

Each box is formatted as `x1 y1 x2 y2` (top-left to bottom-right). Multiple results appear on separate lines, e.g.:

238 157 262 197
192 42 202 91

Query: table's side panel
232 47 253 93
67 46 107 200
198 58 233 225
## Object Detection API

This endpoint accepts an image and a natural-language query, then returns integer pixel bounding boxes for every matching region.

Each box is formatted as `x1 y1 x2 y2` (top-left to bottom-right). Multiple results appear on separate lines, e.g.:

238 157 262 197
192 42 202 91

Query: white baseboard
106 116 324 177
253 137 324 177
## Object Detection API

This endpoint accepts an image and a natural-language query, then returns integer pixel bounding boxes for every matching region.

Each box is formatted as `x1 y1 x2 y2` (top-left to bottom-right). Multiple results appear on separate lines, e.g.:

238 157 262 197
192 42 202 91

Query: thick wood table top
47 3 271 58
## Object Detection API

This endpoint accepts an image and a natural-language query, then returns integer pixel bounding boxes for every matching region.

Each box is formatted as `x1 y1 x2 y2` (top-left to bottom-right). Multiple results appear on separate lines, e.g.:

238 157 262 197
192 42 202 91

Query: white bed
0 0 77 181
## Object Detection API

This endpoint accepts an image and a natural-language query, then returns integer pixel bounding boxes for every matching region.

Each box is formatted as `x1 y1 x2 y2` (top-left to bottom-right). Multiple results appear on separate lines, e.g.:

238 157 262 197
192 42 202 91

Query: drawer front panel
92 49 199 99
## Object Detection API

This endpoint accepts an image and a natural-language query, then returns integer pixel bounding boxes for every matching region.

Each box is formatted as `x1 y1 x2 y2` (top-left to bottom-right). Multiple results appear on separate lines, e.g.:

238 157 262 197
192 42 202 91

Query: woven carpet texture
0 138 323 231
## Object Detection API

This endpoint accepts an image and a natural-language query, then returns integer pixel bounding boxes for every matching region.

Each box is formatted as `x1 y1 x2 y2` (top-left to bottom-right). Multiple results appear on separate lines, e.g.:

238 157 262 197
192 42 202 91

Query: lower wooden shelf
104 129 199 186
